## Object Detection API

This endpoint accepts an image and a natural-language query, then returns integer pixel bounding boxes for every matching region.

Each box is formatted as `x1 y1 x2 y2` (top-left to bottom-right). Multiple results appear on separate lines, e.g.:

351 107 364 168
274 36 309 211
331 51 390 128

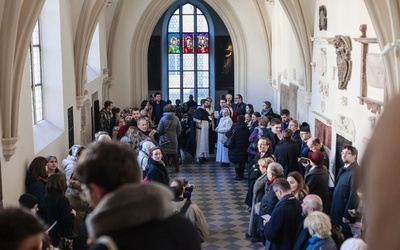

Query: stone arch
130 0 248 101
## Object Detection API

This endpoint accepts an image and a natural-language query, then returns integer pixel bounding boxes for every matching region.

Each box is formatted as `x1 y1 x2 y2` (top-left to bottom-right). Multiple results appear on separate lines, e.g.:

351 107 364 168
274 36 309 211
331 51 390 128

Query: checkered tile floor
169 153 264 250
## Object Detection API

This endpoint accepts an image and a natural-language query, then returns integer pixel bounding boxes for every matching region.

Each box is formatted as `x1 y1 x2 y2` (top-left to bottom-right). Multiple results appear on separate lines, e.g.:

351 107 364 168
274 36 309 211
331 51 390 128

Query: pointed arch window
166 3 210 103
29 20 44 125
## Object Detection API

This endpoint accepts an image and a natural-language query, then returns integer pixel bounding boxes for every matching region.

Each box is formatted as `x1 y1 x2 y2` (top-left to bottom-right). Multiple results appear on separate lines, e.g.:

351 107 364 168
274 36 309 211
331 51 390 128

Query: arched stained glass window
166 3 210 103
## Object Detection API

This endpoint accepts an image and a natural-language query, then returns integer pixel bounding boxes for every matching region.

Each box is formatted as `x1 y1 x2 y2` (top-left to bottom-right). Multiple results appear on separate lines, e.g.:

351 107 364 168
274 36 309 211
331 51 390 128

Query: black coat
330 162 360 234
147 158 170 186
226 122 250 163
45 192 75 246
264 129 280 154
305 166 331 214
274 139 301 176
293 219 309 250
89 214 201 250
264 194 303 250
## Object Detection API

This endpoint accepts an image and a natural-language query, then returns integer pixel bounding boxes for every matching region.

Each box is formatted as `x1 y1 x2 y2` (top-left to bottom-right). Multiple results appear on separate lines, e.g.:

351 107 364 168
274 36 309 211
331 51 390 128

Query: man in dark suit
293 194 323 250
263 178 302 250
274 129 301 176
330 145 360 239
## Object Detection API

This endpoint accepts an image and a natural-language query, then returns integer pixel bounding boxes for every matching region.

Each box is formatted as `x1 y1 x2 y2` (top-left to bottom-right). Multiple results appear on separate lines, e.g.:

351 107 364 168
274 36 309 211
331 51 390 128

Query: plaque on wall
67 106 74 149
315 119 332 149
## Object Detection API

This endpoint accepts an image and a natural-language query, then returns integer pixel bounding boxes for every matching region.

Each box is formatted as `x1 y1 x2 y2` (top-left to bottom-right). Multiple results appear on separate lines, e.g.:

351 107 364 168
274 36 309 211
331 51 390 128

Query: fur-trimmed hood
87 182 174 239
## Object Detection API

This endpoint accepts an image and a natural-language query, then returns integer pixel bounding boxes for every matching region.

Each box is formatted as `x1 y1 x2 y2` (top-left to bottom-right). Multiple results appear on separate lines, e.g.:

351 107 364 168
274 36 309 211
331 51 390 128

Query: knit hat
300 122 310 132
308 151 325 167
46 155 57 162
340 238 367 250
18 194 38 209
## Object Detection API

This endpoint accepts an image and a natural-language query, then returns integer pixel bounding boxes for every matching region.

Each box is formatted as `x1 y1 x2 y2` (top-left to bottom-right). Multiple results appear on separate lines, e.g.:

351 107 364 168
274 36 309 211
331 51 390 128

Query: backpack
176 201 191 216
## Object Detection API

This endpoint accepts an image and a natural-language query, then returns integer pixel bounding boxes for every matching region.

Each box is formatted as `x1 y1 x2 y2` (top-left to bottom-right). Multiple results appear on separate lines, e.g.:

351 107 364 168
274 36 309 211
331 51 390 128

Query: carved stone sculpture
334 115 356 142
317 48 327 76
333 35 352 90
319 5 327 31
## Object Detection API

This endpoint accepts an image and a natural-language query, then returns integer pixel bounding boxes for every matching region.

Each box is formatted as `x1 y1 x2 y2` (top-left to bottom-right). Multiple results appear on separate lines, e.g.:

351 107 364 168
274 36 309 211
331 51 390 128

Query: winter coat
45 192 75 246
87 183 201 250
274 139 301 176
305 166 331 214
226 122 250 163
158 112 181 154
146 158 170 186
62 155 76 180
25 172 47 220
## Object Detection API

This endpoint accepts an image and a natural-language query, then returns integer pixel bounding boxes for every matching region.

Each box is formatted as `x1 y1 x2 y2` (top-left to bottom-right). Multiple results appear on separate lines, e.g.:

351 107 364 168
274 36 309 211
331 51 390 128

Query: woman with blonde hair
304 211 337 250
287 171 309 201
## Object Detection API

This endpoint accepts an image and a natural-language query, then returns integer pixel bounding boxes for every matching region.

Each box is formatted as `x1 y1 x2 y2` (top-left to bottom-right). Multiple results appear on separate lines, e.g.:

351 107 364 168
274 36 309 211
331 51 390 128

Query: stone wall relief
319 5 327 31
333 35 352 90
317 48 327 76
334 114 356 142
283 69 288 80
318 81 329 98
292 69 297 81
368 116 376 129
341 96 348 106
353 24 386 114
298 74 304 87
81 99 93 146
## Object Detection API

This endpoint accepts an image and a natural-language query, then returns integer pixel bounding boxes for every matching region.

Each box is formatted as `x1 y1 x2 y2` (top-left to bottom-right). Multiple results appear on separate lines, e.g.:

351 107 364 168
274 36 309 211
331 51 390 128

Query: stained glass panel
197 88 209 103
197 54 208 70
32 22 40 45
197 33 209 53
169 88 181 102
169 72 181 88
173 8 180 15
34 85 43 121
168 33 181 54
183 54 194 70
182 15 194 32
183 71 195 88
168 15 180 32
183 89 195 101
197 71 209 88
168 54 180 70
197 15 208 32
182 4 194 14
183 33 194 53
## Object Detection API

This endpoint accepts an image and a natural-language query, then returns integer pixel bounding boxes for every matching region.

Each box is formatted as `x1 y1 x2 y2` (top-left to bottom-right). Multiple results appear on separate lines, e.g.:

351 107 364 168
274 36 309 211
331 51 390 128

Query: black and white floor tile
169 154 264 250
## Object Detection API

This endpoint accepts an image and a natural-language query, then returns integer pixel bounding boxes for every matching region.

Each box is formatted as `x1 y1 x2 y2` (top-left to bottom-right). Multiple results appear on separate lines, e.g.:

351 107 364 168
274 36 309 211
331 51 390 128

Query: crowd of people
0 92 368 249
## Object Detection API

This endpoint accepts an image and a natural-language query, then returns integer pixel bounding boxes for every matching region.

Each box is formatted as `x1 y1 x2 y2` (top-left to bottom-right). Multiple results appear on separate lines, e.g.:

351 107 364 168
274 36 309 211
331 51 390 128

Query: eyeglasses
341 151 352 155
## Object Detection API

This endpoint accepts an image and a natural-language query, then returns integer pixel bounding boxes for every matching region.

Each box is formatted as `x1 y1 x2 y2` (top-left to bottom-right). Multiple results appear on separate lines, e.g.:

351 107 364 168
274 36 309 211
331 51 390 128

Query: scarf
306 235 321 250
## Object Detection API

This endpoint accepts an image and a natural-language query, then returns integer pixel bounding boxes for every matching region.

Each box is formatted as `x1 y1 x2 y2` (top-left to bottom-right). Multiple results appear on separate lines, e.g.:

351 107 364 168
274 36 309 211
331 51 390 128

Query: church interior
1 0 400 248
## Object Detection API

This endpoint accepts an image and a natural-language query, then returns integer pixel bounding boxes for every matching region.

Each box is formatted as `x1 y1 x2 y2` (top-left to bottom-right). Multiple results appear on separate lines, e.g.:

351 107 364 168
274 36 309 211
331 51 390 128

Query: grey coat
158 112 181 154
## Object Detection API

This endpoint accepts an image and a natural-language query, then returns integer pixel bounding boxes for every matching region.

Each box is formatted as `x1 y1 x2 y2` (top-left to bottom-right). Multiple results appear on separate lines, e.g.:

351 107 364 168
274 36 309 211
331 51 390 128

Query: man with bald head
293 194 323 250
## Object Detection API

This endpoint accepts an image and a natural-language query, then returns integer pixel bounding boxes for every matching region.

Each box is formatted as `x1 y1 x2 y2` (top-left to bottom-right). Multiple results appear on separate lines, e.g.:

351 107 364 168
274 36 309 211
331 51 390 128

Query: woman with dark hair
25 156 48 220
245 104 254 115
249 112 262 134
287 171 309 201
146 147 170 186
45 173 75 249
305 151 331 214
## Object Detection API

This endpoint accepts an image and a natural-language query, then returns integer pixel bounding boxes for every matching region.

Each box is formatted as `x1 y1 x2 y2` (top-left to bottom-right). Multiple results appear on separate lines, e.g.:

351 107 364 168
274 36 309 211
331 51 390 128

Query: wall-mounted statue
333 35 352 90
319 5 327 31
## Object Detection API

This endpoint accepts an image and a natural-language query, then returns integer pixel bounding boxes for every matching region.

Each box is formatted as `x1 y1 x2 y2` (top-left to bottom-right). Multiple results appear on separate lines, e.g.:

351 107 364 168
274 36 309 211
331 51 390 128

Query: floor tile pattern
169 155 264 250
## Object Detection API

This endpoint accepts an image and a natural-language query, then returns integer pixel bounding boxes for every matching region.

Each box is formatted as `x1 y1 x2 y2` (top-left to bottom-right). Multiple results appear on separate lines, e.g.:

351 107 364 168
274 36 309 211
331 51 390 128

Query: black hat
300 122 310 132
18 194 38 209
